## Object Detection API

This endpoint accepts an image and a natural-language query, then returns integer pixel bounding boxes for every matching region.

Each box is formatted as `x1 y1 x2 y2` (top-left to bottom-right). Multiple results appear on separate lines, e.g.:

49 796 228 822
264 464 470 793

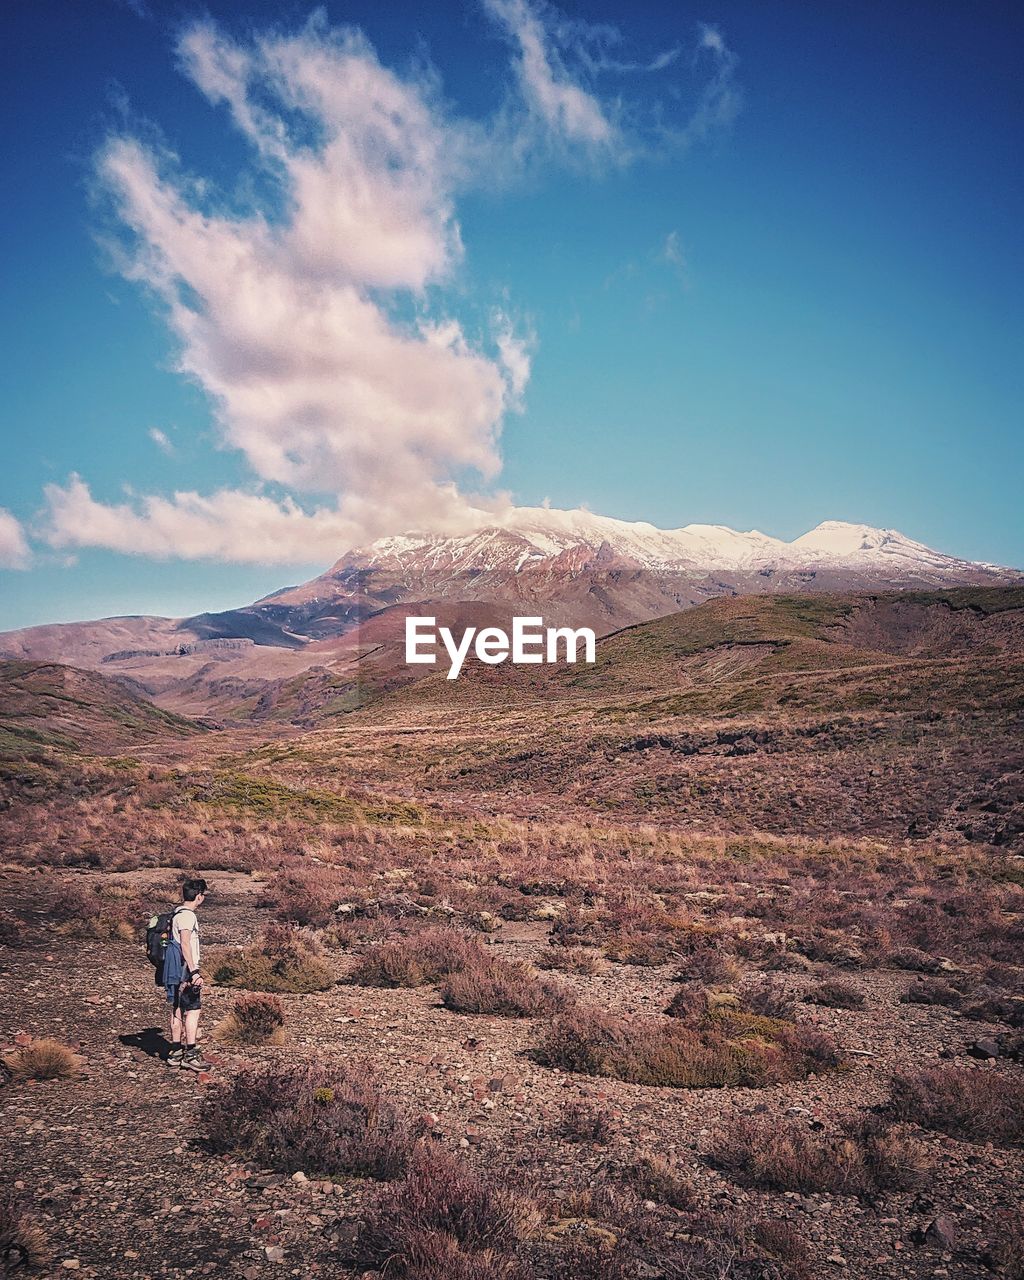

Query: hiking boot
165 1046 184 1068
180 1047 212 1072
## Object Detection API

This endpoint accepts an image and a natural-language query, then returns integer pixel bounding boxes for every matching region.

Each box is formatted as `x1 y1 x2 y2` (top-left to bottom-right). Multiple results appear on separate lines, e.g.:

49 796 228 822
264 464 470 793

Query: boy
165 878 210 1071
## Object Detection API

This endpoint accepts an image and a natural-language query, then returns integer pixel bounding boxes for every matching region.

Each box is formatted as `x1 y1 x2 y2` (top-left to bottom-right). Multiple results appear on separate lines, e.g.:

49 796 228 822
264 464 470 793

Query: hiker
155 878 211 1071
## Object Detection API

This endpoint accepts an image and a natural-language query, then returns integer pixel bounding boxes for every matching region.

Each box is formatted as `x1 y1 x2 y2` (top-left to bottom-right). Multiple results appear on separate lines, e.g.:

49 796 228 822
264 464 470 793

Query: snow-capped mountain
1 509 1015 687
350 511 991 577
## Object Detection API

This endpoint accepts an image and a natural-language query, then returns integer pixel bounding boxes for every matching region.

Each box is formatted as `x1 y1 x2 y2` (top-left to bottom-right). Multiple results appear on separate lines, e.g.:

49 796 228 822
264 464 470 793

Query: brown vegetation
3 1039 83 1083
889 1067 1024 1146
537 1001 839 1089
359 1146 535 1278
711 1115 927 1198
202 1061 415 1180
214 992 286 1046
211 924 334 993
0 1189 50 1272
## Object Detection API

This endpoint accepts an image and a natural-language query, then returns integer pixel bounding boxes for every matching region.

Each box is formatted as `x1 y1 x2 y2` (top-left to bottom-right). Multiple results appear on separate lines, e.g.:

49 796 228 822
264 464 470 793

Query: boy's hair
182 878 208 903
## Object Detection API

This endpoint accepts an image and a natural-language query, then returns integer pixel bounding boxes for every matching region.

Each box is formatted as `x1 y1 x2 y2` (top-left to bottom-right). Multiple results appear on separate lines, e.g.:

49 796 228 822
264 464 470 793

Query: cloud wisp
38 6 740 566
0 509 30 570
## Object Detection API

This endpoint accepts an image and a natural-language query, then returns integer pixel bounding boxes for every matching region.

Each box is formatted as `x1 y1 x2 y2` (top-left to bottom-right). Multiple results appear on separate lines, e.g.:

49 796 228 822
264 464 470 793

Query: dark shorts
166 982 201 1013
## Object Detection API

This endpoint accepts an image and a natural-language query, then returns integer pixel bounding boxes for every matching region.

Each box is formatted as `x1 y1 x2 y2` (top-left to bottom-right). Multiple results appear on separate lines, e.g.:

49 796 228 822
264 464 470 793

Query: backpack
146 906 185 986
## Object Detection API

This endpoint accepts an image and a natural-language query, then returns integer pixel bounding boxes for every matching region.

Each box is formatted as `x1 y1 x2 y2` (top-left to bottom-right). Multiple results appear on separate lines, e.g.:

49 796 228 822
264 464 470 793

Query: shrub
664 986 707 1022
536 947 606 976
549 906 601 949
263 867 346 928
963 996 1024 1028
603 932 678 967
674 948 741 987
441 958 573 1018
50 880 141 941
214 993 286 1046
0 913 26 948
3 1039 83 1082
884 947 941 973
350 928 486 989
0 1189 49 1271
556 1102 613 1144
889 1067 1024 1146
711 1115 926 1198
621 1155 695 1209
537 1005 838 1089
804 980 865 1010
668 989 840 1078
359 1146 534 1278
901 979 962 1008
212 925 334 993
989 1210 1024 1280
742 978 796 1020
202 1060 414 1179
749 1220 812 1277
553 1211 812 1280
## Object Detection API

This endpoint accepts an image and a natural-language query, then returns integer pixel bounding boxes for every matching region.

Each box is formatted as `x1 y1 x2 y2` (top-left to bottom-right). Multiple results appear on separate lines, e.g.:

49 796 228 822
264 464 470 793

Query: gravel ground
1 866 1021 1279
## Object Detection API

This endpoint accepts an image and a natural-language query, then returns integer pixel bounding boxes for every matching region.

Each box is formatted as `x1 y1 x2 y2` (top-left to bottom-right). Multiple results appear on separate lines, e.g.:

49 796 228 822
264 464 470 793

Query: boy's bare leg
167 1001 184 1065
184 1008 200 1049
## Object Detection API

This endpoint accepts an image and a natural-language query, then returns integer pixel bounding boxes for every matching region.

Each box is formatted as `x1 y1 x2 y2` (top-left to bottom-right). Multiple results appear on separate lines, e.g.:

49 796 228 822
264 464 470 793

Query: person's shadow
120 1027 173 1060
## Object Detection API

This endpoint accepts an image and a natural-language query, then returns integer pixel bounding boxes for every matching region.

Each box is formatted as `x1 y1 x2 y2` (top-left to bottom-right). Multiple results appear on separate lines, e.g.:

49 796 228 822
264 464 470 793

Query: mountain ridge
1 512 1018 718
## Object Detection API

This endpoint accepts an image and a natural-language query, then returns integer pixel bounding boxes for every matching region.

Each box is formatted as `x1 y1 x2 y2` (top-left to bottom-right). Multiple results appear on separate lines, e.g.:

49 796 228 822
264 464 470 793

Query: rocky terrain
1 586 1022 1279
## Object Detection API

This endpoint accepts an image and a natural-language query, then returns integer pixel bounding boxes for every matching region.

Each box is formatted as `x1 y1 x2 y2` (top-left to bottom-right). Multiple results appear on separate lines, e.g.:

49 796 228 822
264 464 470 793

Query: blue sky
1 0 1022 629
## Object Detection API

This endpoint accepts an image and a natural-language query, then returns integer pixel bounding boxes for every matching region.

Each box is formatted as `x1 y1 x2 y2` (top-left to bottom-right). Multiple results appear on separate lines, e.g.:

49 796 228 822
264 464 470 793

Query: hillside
1 516 1018 721
260 587 1022 850
0 660 201 756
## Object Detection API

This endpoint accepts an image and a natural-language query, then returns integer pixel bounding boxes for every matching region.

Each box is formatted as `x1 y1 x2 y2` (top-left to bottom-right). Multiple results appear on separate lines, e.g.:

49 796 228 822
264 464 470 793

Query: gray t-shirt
172 907 200 969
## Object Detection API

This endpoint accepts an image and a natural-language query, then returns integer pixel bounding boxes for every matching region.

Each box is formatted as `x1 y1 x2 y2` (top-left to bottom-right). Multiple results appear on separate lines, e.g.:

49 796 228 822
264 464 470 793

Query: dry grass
211 924 334 994
620 1155 695 1210
989 1209 1024 1280
349 928 486 988
214 993 286 1046
0 1189 50 1272
673 947 742 987
555 1102 614 1144
3 1038 84 1083
804 979 866 1009
711 1115 927 1199
49 880 141 942
536 946 607 976
441 957 573 1018
202 1060 415 1180
359 1146 536 1279
537 1003 839 1089
889 1067 1024 1146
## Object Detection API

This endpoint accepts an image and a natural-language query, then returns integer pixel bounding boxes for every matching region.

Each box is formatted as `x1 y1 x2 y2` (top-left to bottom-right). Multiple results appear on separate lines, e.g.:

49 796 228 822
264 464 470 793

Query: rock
925 1217 957 1249
291 1171 308 1183
265 1245 287 1263
967 1038 1000 1060
62 1262 81 1270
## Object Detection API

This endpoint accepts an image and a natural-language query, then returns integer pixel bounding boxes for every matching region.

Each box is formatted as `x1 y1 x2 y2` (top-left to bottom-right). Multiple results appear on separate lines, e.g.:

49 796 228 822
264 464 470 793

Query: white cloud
40 476 509 565
0 508 30 570
483 0 616 150
148 426 174 455
41 476 356 564
40 7 741 567
96 23 516 513
674 24 742 146
661 230 686 269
